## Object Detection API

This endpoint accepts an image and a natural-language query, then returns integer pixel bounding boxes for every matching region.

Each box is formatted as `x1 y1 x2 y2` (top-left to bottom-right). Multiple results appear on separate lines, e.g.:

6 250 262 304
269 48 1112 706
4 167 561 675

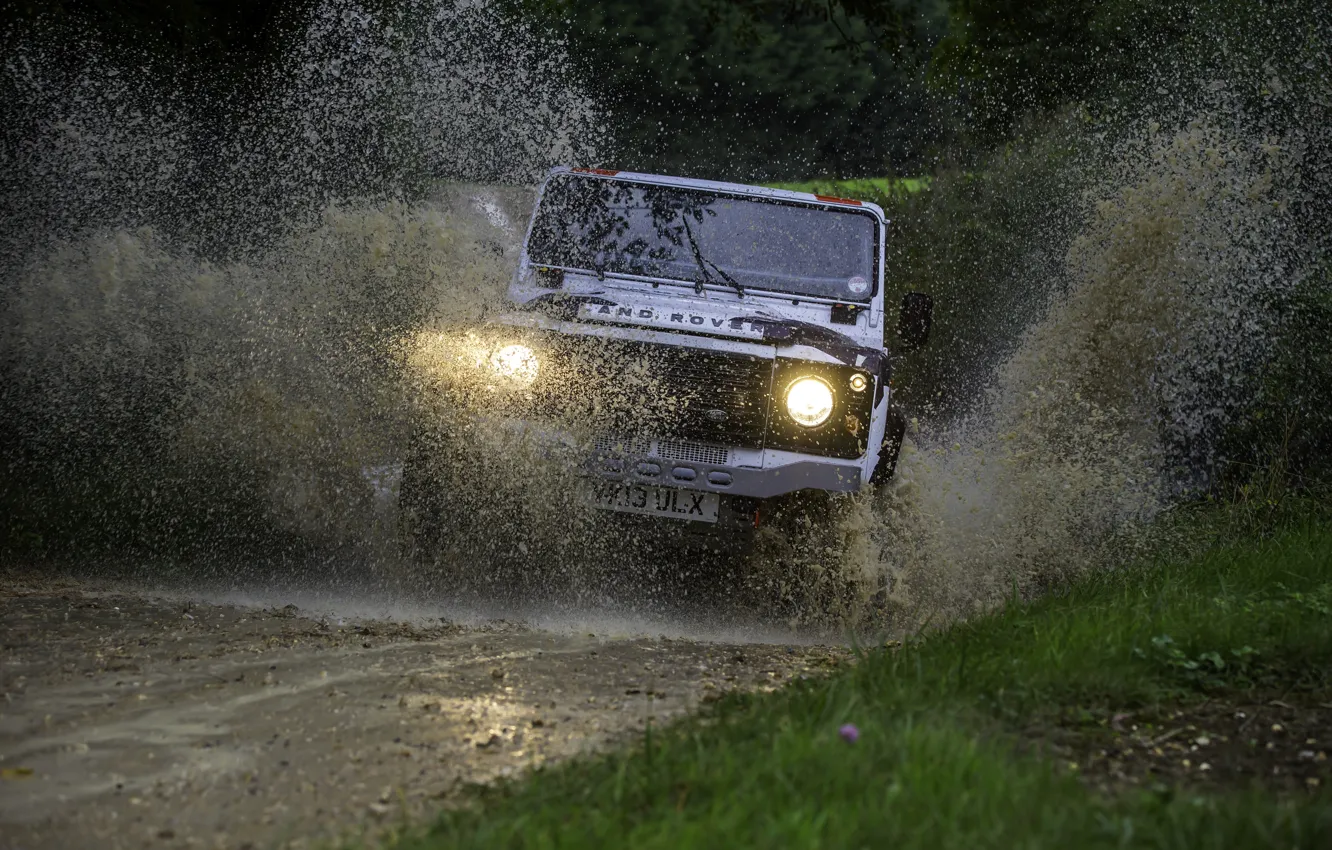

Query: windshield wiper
680 214 744 298
704 256 744 298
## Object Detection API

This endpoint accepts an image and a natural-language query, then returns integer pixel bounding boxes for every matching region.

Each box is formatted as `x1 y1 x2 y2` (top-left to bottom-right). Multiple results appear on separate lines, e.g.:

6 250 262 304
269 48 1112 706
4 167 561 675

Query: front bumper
448 414 867 501
584 435 863 499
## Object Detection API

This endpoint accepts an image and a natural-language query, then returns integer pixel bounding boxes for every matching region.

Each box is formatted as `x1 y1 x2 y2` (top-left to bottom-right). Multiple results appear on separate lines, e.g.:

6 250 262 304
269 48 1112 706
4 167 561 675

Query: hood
520 291 889 376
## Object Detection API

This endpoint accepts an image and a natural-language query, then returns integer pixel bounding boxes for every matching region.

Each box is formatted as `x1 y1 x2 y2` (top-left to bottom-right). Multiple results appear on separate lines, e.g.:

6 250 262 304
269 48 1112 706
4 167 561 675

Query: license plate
585 481 719 523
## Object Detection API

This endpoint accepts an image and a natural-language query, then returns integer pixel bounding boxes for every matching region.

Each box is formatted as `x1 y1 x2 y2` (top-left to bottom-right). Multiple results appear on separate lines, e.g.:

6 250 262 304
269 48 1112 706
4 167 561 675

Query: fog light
490 344 539 383
785 377 834 428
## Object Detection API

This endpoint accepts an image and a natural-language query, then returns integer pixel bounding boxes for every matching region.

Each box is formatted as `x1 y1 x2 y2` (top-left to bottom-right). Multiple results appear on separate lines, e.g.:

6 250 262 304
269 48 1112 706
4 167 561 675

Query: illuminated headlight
489 344 539 383
785 377 834 428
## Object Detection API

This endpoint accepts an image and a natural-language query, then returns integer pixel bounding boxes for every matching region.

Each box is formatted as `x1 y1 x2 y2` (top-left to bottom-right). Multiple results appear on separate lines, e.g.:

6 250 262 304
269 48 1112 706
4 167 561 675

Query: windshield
527 173 879 302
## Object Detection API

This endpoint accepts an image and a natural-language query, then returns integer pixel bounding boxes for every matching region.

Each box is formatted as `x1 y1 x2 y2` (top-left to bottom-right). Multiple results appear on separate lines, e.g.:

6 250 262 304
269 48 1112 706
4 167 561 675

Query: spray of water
1 1 603 574
814 107 1320 632
2 2 1326 638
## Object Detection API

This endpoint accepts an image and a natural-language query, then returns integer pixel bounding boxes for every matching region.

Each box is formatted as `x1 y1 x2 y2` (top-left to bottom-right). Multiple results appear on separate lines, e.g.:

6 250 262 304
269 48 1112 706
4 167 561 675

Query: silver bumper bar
586 454 862 499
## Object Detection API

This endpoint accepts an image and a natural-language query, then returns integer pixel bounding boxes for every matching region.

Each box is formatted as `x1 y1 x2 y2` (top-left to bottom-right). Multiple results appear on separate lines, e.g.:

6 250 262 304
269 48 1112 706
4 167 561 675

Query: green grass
395 518 1332 849
766 176 930 206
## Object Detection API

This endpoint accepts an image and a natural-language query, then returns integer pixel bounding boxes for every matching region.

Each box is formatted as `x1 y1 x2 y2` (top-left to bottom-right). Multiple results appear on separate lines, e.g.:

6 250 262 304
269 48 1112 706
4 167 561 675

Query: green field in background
767 176 931 205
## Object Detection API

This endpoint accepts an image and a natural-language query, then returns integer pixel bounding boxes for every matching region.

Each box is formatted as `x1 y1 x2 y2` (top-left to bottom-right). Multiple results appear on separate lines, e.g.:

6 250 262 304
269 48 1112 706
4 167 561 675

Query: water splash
0 1 603 569
2 0 604 251
824 110 1318 631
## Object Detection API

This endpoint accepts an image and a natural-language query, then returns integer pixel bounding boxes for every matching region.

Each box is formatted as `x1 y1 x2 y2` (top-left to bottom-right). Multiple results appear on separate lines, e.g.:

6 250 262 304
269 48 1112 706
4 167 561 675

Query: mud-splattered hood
736 314 889 374
517 291 888 374
511 268 888 372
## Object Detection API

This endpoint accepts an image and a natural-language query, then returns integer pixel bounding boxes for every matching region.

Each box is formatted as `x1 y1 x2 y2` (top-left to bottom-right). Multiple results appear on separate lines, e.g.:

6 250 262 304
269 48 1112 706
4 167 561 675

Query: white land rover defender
401 166 932 555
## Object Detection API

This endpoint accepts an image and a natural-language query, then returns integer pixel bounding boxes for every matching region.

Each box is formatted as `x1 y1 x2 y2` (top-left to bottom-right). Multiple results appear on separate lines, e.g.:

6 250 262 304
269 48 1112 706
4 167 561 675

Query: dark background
3 0 1206 182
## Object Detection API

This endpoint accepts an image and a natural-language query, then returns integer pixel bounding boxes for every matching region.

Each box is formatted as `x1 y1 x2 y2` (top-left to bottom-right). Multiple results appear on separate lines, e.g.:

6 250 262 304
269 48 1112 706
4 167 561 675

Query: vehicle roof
544 165 887 222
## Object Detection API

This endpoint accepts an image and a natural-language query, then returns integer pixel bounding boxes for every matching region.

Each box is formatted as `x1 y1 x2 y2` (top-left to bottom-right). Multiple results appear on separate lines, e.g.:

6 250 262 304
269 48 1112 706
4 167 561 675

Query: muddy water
0 576 845 849
1 0 602 568
833 108 1321 628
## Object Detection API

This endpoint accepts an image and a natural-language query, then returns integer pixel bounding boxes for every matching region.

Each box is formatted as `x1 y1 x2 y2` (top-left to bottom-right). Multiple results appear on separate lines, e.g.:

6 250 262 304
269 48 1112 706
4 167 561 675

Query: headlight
785 376 834 428
490 344 539 383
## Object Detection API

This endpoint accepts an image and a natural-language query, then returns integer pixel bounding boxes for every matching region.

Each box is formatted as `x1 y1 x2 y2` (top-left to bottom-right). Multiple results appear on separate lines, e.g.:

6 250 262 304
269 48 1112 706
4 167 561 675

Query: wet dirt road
0 576 845 849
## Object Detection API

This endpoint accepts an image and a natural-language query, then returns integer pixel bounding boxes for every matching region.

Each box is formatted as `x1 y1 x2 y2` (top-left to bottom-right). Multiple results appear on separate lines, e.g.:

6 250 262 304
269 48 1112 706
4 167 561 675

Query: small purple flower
839 723 860 743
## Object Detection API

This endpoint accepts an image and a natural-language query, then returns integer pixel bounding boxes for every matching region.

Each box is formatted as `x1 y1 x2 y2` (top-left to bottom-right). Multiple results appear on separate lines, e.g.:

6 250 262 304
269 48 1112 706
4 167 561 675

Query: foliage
7 0 954 182
1219 262 1332 488
927 0 1332 145
766 175 931 204
927 0 1193 141
1133 634 1263 691
2 0 323 95
695 0 924 54
392 515 1332 849
881 113 1087 417
877 0 1332 492
547 0 946 180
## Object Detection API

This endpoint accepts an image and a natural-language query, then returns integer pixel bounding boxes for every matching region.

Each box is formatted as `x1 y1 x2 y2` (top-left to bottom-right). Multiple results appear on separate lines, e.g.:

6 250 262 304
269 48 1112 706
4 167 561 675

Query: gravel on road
0 576 847 850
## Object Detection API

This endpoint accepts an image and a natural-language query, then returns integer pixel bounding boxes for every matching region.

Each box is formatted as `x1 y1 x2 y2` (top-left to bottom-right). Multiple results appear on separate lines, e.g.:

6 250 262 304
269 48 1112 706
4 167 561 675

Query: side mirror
896 292 934 352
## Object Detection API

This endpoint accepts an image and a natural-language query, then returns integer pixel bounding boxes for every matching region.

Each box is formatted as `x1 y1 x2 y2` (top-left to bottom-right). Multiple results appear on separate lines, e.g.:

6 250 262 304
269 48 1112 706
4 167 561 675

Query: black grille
592 434 652 457
535 336 773 449
656 440 730 465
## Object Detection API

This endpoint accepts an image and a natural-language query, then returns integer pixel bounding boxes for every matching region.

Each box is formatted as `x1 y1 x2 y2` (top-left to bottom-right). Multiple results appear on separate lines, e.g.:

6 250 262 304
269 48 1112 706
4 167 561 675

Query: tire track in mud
0 577 848 849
